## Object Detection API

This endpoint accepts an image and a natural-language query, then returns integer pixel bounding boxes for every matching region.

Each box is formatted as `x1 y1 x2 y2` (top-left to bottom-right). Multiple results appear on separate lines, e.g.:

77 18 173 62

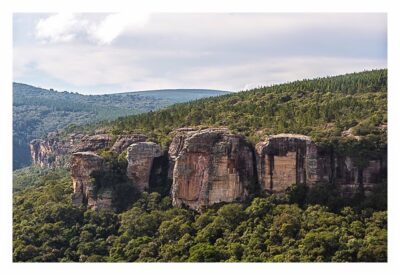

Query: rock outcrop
30 133 71 168
71 134 113 152
167 128 198 179
65 127 385 211
126 142 163 191
256 134 386 196
171 128 256 210
30 132 147 168
255 134 321 193
111 134 147 154
334 156 386 196
71 152 113 210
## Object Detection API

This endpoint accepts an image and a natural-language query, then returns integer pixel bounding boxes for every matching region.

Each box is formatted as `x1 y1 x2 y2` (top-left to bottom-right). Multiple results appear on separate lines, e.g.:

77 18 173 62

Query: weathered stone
171 128 256 210
71 152 110 210
167 128 198 179
110 134 147 154
334 156 385 197
29 135 70 168
256 134 320 193
71 134 113 153
256 134 386 197
30 132 145 169
126 142 163 191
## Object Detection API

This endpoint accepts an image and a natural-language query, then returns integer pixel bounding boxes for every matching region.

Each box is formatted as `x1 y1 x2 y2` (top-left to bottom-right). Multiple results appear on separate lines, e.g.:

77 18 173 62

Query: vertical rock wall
71 152 113 210
126 142 163 191
171 128 256 210
256 134 320 193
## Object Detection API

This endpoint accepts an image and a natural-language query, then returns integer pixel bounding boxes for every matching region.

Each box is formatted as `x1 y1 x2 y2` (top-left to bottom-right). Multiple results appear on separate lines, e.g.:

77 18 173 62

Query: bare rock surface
171 128 256 210
126 142 163 191
70 152 113 210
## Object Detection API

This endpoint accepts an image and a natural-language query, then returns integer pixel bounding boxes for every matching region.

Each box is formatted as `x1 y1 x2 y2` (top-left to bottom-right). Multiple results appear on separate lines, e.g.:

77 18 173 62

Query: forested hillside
105 69 387 150
13 69 387 262
13 168 387 262
13 83 228 169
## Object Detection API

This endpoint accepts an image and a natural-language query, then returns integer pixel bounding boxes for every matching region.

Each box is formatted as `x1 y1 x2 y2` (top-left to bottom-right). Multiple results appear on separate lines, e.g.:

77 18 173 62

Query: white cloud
36 13 87 43
89 13 149 45
14 13 386 93
35 13 150 45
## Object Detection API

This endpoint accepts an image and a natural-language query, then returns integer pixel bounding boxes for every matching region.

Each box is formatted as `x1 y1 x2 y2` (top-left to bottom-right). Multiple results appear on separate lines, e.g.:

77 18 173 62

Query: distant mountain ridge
13 82 229 169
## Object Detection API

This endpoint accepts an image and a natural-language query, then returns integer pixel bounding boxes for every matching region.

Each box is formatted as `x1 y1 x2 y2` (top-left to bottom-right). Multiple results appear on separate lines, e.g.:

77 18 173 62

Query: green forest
13 168 386 262
13 70 387 262
13 83 227 169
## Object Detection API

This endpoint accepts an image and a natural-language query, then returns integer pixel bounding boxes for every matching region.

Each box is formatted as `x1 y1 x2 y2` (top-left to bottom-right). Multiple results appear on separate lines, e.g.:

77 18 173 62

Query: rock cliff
126 142 163 191
65 128 385 211
71 152 113 210
30 133 147 168
255 134 386 196
171 128 256 210
255 134 320 193
111 134 147 154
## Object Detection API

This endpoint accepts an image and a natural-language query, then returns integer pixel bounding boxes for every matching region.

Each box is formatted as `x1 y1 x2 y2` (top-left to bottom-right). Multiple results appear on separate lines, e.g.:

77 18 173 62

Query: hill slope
97 70 386 152
13 83 228 169
13 69 387 262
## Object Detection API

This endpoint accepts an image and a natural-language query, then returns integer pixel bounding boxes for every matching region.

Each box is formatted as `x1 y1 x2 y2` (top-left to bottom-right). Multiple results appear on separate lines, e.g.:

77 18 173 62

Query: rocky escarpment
256 134 386 196
66 127 385 211
71 152 113 210
126 142 163 191
111 134 147 154
167 127 199 180
255 134 321 193
30 133 147 168
171 128 256 210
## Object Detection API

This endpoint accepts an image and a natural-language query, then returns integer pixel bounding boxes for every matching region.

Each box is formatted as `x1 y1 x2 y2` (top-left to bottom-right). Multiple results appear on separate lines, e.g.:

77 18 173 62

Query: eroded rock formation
64 127 385 211
255 134 386 196
111 134 147 154
71 152 113 210
71 134 113 152
30 133 70 168
167 128 198 179
30 132 147 168
126 142 163 191
171 128 256 210
255 134 321 193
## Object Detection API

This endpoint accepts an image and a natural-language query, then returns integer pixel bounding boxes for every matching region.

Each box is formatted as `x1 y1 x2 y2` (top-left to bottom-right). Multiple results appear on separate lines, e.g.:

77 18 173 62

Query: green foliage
103 70 386 154
13 170 387 262
13 83 228 169
13 70 387 262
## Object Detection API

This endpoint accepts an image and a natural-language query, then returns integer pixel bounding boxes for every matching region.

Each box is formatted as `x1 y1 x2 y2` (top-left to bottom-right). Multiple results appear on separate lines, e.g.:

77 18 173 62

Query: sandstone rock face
171 128 256 210
334 157 385 196
167 128 198 179
71 152 113 210
126 142 163 192
256 134 386 196
71 134 113 153
110 134 147 154
256 134 321 193
30 132 147 168
30 134 70 168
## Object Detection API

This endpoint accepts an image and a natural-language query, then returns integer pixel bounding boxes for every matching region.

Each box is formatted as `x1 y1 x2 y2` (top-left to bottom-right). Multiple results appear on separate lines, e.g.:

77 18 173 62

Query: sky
13 13 387 94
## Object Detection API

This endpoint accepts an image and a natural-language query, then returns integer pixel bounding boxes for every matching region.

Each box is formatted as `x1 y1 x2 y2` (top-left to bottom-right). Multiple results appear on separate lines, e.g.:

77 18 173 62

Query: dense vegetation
13 83 228 169
99 70 386 154
13 70 387 262
13 169 386 262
